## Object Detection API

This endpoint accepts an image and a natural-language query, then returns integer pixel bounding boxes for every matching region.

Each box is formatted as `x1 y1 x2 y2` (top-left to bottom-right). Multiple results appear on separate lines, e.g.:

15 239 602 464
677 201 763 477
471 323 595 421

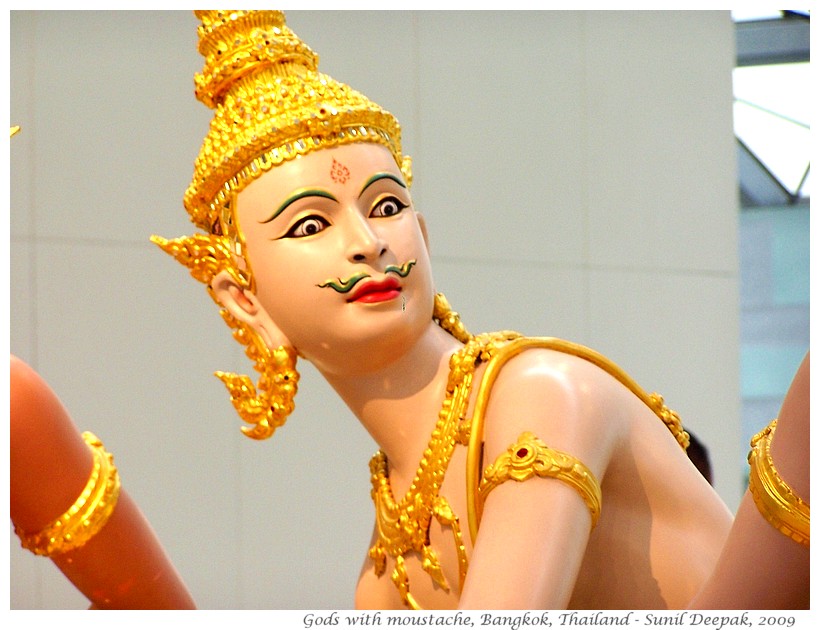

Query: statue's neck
319 322 463 477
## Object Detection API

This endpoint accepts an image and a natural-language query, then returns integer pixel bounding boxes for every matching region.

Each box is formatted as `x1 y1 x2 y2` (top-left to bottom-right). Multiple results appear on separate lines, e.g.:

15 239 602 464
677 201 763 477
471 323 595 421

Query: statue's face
233 143 435 375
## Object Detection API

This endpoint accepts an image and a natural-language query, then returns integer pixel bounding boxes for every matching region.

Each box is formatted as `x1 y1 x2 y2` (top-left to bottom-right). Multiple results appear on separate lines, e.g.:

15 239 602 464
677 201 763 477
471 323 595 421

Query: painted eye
286 216 329 238
371 196 407 218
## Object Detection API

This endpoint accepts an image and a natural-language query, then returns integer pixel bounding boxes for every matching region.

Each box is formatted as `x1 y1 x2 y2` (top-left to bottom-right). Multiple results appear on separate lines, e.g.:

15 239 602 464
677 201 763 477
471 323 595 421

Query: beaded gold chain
367 331 520 610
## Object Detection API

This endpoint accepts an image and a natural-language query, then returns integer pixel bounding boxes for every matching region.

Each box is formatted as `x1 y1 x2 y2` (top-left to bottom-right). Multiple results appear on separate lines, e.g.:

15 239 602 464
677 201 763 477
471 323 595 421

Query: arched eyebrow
261 189 338 224
358 173 407 198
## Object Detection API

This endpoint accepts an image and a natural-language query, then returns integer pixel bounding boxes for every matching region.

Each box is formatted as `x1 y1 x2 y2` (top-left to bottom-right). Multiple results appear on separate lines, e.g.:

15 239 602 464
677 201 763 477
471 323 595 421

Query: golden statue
153 10 739 609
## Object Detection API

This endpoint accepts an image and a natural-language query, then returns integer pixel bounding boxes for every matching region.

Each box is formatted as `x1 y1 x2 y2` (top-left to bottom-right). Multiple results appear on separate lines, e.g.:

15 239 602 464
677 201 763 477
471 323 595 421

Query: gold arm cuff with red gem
15 432 121 557
748 419 809 547
477 431 601 530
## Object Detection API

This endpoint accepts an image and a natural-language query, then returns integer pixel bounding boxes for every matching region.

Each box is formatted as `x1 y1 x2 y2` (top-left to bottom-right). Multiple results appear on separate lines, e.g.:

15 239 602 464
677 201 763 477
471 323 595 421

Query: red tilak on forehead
330 158 350 184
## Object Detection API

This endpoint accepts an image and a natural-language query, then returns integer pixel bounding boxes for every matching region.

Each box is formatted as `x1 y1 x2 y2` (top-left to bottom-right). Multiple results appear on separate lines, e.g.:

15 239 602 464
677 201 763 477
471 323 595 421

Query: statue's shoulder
475 334 689 451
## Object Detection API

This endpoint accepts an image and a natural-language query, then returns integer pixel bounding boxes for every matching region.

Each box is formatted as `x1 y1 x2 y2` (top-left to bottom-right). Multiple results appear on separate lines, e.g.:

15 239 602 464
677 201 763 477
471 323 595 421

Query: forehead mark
330 158 350 184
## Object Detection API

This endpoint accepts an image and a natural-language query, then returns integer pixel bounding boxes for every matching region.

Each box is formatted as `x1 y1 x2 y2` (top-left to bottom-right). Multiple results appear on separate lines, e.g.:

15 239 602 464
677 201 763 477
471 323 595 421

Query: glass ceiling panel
732 10 811 22
733 62 811 124
734 101 810 195
732 62 811 200
731 10 785 22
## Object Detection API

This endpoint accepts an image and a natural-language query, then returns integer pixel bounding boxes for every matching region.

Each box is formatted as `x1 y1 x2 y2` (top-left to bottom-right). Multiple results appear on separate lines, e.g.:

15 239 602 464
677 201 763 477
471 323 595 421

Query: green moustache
318 259 416 293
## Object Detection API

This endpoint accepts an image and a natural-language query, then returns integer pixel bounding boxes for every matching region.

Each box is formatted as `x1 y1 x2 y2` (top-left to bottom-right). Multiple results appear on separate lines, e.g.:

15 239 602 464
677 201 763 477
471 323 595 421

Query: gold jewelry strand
368 332 516 609
16 432 121 557
748 419 810 547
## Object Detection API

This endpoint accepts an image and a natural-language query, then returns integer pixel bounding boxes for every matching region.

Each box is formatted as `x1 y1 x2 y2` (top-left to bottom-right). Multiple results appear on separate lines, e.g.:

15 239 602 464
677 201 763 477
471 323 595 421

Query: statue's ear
211 270 292 351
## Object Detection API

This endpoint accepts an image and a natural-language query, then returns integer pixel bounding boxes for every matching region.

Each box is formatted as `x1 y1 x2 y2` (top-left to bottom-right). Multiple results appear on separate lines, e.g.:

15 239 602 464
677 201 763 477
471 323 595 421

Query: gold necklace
367 331 521 610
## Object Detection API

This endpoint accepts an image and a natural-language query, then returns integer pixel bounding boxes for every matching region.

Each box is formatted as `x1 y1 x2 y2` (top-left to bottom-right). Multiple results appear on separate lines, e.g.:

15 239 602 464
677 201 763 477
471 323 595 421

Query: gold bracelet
748 419 809 547
15 432 121 557
478 431 602 529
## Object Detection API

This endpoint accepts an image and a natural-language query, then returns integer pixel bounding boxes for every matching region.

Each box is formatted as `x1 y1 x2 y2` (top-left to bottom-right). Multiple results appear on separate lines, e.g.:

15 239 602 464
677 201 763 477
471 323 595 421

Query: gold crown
184 10 411 233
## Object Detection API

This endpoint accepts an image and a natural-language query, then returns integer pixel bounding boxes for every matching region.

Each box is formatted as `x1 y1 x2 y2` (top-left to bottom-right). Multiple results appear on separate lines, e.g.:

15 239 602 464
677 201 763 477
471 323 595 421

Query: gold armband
478 432 602 529
15 432 121 557
748 419 809 547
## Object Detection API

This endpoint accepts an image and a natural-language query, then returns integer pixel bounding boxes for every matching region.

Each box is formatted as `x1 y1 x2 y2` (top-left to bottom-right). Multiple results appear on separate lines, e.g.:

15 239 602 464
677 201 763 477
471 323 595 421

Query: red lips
347 277 401 303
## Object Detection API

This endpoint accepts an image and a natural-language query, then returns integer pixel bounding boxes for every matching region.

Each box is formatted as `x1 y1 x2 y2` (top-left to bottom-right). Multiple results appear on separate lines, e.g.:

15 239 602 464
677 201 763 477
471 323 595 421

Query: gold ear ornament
151 233 299 440
433 293 473 343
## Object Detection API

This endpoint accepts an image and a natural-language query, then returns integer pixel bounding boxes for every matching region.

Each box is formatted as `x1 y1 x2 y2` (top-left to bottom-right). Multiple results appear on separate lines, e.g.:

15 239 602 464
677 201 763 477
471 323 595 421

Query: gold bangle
748 419 809 547
15 432 121 557
478 431 602 529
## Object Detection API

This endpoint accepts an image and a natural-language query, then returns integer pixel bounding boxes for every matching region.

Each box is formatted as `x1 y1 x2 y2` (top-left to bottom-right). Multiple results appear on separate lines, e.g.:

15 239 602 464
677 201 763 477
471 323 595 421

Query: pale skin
10 355 197 609
689 352 809 610
214 142 733 610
